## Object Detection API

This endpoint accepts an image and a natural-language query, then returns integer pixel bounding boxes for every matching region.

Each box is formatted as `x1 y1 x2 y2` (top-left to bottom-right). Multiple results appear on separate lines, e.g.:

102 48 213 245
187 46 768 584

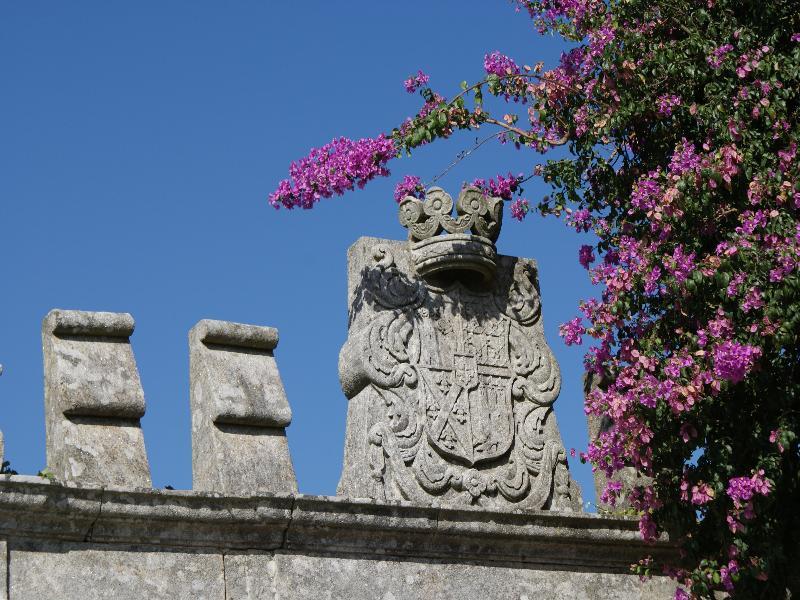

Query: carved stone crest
338 188 580 510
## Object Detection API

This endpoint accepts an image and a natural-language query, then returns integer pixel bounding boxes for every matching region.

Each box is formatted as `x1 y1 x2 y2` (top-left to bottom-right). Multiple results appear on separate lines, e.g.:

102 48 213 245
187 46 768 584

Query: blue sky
1 2 600 502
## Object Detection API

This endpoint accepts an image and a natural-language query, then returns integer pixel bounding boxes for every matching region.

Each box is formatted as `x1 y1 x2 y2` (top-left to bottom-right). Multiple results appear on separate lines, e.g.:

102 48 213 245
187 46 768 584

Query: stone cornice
0 476 676 572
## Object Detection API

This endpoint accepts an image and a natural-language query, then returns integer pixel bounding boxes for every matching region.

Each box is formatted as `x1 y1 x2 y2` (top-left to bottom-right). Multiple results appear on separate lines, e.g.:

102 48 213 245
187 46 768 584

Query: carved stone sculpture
189 319 297 494
42 309 151 487
338 187 581 510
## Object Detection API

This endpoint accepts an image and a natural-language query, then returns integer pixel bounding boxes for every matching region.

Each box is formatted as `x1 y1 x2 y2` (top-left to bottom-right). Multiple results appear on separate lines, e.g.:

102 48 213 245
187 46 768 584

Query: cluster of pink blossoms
509 198 530 221
727 470 772 508
657 94 682 117
559 316 585 345
566 208 592 232
725 470 772 537
680 477 715 505
471 173 530 221
483 51 520 76
471 172 522 199
707 44 734 69
736 46 770 79
515 0 605 34
269 135 397 209
664 245 695 284
393 175 424 202
769 429 785 453
403 70 429 94
578 244 595 269
712 341 761 384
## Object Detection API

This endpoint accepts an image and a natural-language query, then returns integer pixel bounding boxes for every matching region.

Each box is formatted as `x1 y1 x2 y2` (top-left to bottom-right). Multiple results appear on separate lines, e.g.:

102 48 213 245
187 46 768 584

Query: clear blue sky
1 2 599 502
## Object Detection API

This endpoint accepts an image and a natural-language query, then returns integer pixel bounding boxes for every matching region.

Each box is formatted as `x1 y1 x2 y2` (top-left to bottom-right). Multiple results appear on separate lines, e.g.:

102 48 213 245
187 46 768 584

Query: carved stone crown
398 186 503 284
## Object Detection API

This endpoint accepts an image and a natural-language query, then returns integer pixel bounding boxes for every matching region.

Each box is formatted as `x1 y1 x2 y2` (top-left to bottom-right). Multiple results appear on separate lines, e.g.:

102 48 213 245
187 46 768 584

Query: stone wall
0 476 676 599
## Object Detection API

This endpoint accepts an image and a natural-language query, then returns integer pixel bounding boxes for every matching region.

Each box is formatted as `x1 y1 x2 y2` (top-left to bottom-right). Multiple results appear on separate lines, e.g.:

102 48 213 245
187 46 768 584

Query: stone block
190 319 297 495
42 309 151 487
9 541 225 600
269 552 677 600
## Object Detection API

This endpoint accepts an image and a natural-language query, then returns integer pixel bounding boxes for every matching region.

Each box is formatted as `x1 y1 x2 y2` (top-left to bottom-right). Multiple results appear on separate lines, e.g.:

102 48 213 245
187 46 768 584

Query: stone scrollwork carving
495 258 542 326
398 187 503 284
339 227 581 511
361 245 424 312
458 186 503 242
398 186 503 243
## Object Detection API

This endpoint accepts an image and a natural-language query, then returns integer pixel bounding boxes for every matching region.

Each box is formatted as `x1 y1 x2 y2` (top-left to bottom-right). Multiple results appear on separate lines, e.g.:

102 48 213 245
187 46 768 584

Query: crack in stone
279 496 296 551
83 487 105 543
431 505 442 551
221 552 228 600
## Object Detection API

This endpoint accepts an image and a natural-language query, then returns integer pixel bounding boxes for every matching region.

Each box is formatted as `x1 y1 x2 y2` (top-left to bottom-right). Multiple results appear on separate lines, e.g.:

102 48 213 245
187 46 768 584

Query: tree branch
482 117 570 146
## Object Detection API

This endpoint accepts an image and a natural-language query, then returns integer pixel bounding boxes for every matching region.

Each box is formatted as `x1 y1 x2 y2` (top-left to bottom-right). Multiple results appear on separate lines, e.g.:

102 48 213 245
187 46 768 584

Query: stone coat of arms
338 187 581 510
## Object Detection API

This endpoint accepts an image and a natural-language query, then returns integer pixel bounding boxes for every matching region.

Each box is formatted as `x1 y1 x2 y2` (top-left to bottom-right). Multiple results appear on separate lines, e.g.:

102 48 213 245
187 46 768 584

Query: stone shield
338 238 582 511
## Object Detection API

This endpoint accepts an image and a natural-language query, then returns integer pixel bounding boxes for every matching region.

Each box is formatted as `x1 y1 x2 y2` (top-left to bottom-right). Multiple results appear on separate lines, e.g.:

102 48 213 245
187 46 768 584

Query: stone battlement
0 228 677 598
36 309 297 495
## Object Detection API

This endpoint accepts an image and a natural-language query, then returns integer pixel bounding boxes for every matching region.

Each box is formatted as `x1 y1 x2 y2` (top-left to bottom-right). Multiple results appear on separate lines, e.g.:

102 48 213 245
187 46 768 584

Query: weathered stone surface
224 552 276 599
284 494 678 571
0 478 677 599
0 477 293 550
0 477 676 563
269 553 676 600
42 310 144 418
44 310 135 337
42 309 151 487
193 319 279 352
338 235 581 511
9 542 225 600
190 319 297 495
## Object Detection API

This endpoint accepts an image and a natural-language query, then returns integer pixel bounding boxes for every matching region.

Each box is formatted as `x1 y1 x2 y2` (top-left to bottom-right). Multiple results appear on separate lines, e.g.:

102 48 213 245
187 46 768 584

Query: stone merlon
189 318 297 495
42 308 151 488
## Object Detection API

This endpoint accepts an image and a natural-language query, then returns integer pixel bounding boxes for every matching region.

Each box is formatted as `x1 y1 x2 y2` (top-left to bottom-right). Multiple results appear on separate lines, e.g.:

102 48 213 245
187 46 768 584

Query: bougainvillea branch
269 1 800 596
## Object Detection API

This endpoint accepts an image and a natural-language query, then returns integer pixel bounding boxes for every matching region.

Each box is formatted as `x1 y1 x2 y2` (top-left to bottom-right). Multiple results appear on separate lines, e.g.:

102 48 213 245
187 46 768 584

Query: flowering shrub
270 0 800 596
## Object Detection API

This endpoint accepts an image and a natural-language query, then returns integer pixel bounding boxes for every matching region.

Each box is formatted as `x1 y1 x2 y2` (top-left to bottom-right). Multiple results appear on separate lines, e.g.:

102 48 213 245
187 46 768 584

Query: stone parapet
0 476 677 599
